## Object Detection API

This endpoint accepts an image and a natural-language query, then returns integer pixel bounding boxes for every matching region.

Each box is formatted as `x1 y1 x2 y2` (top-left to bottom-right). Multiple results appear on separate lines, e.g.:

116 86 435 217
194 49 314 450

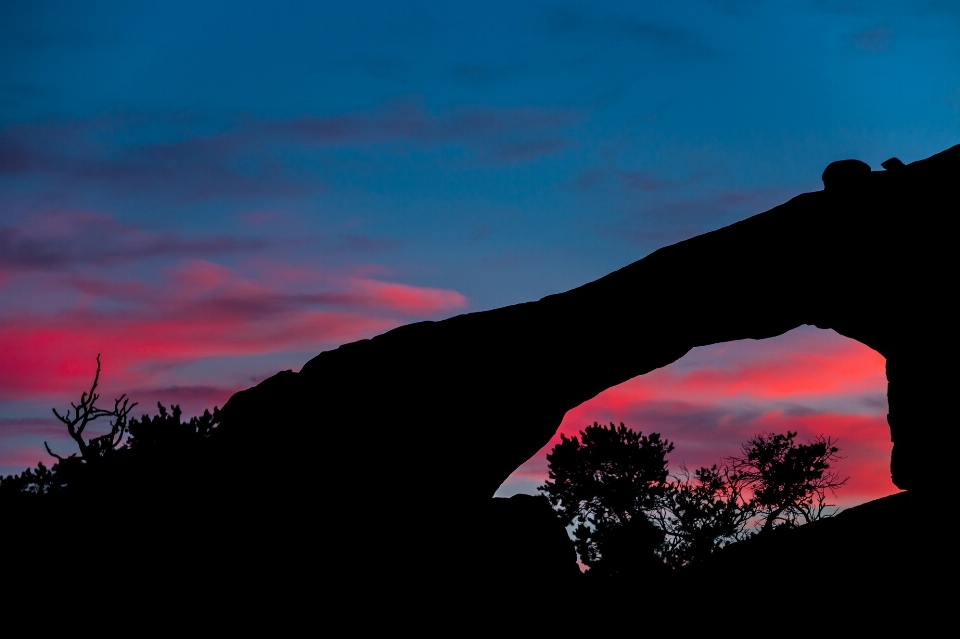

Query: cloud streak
1 101 583 203
574 167 678 193
280 99 580 147
506 404 894 507
0 250 468 399
0 212 267 274
499 327 894 505
853 26 892 52
546 4 713 58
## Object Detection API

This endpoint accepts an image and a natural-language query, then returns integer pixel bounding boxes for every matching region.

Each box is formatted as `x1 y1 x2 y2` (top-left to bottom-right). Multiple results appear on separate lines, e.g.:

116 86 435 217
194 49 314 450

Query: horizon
3 1 959 509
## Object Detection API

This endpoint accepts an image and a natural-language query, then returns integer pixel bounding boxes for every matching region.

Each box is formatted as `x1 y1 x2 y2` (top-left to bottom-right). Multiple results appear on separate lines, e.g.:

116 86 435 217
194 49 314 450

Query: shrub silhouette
538 422 674 576
730 430 847 532
658 464 752 567
126 403 221 452
1 357 220 501
0 461 63 499
540 423 849 573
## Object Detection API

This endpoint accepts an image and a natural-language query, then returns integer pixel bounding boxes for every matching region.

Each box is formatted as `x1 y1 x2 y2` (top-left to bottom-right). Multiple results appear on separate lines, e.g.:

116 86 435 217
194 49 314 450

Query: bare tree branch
46 355 137 464
43 441 67 462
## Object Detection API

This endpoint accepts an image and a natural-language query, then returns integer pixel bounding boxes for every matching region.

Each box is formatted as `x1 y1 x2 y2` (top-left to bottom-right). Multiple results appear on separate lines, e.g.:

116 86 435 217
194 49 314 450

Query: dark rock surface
701 490 941 579
4 145 957 619
571 491 952 628
473 494 581 584
684 490 953 621
214 143 958 590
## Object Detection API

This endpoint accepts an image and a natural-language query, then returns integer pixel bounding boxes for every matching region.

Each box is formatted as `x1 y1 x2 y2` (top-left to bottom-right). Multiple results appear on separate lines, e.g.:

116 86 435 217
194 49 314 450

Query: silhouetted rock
555 491 950 629
882 156 906 171
821 158 872 190
222 144 958 525
687 491 953 616
473 495 581 583
11 144 948 606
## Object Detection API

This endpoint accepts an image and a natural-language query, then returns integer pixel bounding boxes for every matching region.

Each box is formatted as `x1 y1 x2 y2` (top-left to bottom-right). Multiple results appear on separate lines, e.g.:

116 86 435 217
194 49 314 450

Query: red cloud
0 259 469 400
500 328 895 506
736 410 896 505
348 278 468 315
674 345 886 400
0 310 395 398
505 408 896 507
563 328 886 409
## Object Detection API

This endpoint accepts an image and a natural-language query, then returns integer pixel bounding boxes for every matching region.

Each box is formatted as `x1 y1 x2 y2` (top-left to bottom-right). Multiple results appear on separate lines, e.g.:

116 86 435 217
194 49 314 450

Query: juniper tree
538 422 674 576
730 431 847 533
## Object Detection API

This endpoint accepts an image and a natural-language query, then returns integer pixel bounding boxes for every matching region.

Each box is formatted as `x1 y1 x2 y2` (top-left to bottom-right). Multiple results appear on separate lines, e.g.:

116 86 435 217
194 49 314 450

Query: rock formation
219 143 959 582
476 495 581 582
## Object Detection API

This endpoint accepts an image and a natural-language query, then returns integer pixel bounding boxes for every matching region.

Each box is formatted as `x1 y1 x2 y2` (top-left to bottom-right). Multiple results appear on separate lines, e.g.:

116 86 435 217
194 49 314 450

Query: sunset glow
498 327 894 506
3 1 958 513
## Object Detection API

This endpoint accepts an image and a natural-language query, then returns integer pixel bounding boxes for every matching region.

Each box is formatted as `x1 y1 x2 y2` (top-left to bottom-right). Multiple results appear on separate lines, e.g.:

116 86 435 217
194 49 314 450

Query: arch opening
496 326 895 511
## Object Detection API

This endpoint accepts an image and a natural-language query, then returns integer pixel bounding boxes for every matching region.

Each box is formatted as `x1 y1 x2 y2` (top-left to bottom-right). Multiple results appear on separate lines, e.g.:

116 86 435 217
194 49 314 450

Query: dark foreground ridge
4 145 957 615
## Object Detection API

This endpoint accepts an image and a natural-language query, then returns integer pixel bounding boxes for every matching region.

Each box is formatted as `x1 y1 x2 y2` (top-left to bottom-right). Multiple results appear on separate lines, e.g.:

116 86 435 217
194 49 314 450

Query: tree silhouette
656 464 752 567
0 461 63 498
730 431 847 532
538 422 674 576
126 403 220 452
44 354 136 464
0 357 228 514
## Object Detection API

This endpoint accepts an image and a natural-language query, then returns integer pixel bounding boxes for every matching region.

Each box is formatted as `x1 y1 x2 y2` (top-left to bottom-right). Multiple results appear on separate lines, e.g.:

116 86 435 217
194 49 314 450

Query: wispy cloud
806 0 960 20
853 26 892 52
448 63 525 87
574 167 677 193
0 255 468 400
501 327 893 504
545 3 713 58
0 119 312 202
0 417 64 439
493 138 572 163
277 98 582 156
0 100 583 203
350 55 411 82
505 404 894 505
0 212 267 274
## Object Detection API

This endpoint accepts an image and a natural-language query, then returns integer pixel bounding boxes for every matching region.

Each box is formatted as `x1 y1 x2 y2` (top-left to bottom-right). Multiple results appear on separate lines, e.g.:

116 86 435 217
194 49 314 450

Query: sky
2 1 958 508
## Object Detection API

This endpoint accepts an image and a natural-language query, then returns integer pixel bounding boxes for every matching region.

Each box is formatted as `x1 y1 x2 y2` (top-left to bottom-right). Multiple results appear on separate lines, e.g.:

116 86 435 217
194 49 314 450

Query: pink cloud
501 328 894 506
348 278 468 315
0 446 60 475
673 346 885 400
0 258 469 400
507 408 895 507
563 329 887 409
0 309 385 398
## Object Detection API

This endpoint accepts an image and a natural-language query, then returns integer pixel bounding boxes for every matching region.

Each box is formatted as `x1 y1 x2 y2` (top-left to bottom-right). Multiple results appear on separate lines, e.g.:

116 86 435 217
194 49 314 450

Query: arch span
497 325 892 501
219 143 957 573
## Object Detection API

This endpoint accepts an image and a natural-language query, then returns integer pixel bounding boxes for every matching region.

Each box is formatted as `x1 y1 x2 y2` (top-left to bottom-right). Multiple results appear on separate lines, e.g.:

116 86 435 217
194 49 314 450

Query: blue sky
1 1 958 501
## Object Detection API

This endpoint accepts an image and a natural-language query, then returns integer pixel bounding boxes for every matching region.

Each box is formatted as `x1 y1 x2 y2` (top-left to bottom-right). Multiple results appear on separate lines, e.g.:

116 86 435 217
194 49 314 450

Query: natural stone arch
219 144 957 576
499 321 890 498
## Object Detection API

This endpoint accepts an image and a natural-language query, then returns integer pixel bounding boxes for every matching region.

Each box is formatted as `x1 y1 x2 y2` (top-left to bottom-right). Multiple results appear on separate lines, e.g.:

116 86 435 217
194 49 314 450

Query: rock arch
219 143 957 576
